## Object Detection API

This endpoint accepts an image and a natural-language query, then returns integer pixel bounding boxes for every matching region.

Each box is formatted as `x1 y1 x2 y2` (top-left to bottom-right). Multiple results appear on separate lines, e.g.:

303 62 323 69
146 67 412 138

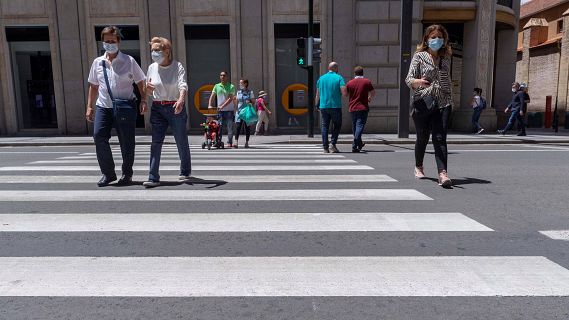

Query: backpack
477 97 487 109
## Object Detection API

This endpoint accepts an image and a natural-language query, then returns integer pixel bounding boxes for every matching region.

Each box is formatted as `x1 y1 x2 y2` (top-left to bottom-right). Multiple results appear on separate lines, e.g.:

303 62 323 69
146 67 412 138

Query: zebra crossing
1 144 569 300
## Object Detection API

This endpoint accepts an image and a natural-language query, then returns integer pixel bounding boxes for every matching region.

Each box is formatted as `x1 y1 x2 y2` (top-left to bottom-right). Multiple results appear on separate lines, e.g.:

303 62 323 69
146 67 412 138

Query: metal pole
398 0 413 138
307 0 315 138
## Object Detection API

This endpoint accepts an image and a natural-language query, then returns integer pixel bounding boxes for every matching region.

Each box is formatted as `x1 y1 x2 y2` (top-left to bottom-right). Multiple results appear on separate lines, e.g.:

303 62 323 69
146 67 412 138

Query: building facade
516 0 569 128
0 0 519 135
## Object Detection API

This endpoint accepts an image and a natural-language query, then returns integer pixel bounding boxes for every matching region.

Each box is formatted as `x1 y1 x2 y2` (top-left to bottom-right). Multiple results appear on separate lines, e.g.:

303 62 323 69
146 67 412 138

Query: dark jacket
508 90 526 112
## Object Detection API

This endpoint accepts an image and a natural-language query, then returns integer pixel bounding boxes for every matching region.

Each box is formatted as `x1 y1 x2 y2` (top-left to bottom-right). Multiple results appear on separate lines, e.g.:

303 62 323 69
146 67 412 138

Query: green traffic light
298 57 305 65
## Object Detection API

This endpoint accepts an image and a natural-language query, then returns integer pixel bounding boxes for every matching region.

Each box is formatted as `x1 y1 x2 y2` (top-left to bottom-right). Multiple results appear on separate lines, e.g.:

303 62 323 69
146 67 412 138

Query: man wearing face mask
142 37 191 188
86 26 146 187
498 82 526 136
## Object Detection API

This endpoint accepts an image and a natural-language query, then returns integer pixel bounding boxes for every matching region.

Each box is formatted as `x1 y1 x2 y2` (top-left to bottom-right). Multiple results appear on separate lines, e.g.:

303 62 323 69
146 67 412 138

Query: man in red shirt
346 66 375 152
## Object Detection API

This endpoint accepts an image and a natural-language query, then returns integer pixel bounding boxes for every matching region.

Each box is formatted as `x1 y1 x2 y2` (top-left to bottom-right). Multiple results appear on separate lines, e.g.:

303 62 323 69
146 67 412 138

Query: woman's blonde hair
416 24 452 57
149 37 172 58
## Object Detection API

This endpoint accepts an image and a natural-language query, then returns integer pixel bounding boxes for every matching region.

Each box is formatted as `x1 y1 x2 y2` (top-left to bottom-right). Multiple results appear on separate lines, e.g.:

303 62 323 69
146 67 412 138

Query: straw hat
258 90 268 98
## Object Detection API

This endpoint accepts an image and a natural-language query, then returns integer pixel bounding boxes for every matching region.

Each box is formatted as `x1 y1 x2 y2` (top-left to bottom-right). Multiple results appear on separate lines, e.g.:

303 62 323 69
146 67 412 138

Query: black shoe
352 148 360 153
517 132 526 136
97 175 117 187
117 175 133 185
359 142 366 151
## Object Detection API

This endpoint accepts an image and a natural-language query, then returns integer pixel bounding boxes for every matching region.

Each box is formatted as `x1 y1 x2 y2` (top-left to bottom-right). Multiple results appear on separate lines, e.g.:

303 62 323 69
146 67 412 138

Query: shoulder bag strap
101 60 114 102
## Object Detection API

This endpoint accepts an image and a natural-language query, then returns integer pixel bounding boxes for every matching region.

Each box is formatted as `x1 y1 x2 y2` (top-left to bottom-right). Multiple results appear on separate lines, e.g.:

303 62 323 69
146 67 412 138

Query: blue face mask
103 42 119 54
428 38 444 52
151 51 165 64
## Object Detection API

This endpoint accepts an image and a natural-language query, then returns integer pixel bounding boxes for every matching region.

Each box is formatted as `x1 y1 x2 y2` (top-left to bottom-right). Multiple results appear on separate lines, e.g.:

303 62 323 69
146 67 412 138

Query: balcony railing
425 0 513 7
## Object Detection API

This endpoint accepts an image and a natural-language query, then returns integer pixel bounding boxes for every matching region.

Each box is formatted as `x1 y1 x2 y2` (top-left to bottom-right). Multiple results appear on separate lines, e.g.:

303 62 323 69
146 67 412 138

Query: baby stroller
201 114 224 150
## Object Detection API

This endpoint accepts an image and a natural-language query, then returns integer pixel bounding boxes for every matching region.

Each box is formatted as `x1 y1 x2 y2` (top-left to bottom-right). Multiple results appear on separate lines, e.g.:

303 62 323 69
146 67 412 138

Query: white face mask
512 88 517 93
151 51 165 64
239 84 246 90
103 42 119 55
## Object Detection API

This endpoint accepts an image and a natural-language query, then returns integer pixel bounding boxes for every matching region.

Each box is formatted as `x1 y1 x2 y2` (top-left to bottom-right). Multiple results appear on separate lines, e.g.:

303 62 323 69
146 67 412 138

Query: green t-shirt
213 82 236 111
317 71 346 109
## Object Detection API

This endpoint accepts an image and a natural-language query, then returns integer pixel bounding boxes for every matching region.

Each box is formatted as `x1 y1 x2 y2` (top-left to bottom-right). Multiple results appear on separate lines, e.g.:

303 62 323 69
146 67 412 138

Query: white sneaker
477 128 484 134
178 175 191 181
142 181 160 188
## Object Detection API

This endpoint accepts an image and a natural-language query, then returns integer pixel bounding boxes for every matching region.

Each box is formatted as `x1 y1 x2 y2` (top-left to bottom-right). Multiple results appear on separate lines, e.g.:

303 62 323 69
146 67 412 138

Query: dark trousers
503 109 526 134
218 111 235 144
148 103 191 182
412 107 451 172
235 120 251 142
93 106 137 177
351 110 368 150
320 108 342 148
471 107 482 131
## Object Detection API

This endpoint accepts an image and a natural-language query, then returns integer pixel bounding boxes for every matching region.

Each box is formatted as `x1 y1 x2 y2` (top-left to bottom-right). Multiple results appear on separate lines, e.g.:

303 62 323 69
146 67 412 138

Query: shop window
6 26 57 129
558 20 564 34
274 23 320 129
185 25 231 129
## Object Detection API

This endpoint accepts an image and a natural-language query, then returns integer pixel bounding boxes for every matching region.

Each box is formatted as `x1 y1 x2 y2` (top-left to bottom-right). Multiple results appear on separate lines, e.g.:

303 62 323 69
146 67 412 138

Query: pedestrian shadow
422 177 491 189
117 178 228 189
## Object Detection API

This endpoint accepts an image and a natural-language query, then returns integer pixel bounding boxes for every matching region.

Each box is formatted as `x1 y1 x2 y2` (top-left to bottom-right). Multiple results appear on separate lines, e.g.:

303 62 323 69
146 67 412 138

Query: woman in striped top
405 24 453 188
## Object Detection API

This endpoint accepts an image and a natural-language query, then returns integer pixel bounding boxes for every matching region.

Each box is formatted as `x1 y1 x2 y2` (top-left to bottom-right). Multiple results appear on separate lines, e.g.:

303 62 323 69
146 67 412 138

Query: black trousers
235 120 251 141
412 107 451 172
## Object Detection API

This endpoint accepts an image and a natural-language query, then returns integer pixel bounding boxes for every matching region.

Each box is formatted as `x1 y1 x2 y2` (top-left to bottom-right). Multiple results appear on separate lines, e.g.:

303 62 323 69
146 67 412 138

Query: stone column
475 0 497 104
239 0 264 92
55 0 88 134
332 0 355 132
556 10 569 127
454 0 497 132
147 0 172 40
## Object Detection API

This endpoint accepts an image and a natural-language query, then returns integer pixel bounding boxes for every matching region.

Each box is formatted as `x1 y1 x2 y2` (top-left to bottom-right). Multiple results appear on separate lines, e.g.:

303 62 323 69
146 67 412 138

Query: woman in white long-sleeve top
143 37 191 188
405 24 453 188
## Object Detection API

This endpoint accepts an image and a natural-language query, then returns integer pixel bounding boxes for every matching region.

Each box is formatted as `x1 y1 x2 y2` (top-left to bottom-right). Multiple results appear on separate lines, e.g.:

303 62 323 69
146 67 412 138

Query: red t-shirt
346 77 374 112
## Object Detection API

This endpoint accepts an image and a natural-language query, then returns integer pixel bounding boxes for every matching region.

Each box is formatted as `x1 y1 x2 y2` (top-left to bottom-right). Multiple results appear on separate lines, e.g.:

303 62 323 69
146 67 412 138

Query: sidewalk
1 129 568 147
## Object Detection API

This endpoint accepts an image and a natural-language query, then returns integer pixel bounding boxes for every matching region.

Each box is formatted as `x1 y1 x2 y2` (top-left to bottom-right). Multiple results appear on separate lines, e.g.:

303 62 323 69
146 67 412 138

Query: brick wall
527 44 560 112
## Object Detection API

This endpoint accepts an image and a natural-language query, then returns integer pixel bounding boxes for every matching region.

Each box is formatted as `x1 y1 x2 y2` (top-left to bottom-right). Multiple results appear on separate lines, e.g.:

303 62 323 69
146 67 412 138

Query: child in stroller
201 114 224 150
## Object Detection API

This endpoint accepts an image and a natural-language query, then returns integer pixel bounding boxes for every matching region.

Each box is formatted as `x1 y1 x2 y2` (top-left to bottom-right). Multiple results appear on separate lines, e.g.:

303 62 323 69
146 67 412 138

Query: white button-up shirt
88 51 146 108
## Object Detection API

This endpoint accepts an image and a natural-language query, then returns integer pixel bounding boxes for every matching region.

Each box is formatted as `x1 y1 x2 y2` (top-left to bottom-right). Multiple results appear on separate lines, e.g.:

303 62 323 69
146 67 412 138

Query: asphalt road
0 142 568 319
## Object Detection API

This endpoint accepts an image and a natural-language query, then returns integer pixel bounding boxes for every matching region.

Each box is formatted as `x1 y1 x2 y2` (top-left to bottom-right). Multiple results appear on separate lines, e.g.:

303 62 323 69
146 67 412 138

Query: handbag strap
101 60 114 102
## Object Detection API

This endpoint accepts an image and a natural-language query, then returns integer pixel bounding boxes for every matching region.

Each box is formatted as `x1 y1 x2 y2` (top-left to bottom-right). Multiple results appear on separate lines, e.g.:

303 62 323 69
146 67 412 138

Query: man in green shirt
316 62 347 153
209 71 237 147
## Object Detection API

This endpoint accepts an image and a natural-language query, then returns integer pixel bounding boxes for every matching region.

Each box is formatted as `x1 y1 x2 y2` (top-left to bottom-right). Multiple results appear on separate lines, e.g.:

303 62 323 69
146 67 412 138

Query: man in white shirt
86 26 146 187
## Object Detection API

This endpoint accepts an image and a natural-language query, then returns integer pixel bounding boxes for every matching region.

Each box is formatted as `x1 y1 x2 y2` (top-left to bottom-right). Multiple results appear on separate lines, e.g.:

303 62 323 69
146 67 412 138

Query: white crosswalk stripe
0 189 432 201
1 256 568 296
0 165 374 171
29 159 357 164
0 174 397 184
0 213 492 232
1 144 568 302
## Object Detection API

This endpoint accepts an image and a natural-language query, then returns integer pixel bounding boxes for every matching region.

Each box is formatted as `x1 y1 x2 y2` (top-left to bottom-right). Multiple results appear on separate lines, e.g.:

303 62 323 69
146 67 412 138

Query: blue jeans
148 103 191 182
320 108 342 148
351 110 368 150
471 107 483 131
502 108 525 134
218 111 235 144
93 105 136 177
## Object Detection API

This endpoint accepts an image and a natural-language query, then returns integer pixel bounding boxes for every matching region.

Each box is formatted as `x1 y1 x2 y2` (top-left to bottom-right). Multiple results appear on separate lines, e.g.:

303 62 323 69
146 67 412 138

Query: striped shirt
405 51 453 109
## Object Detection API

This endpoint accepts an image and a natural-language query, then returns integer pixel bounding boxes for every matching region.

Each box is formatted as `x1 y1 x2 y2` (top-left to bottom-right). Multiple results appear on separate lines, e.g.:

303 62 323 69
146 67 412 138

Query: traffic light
296 38 307 67
309 37 322 65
